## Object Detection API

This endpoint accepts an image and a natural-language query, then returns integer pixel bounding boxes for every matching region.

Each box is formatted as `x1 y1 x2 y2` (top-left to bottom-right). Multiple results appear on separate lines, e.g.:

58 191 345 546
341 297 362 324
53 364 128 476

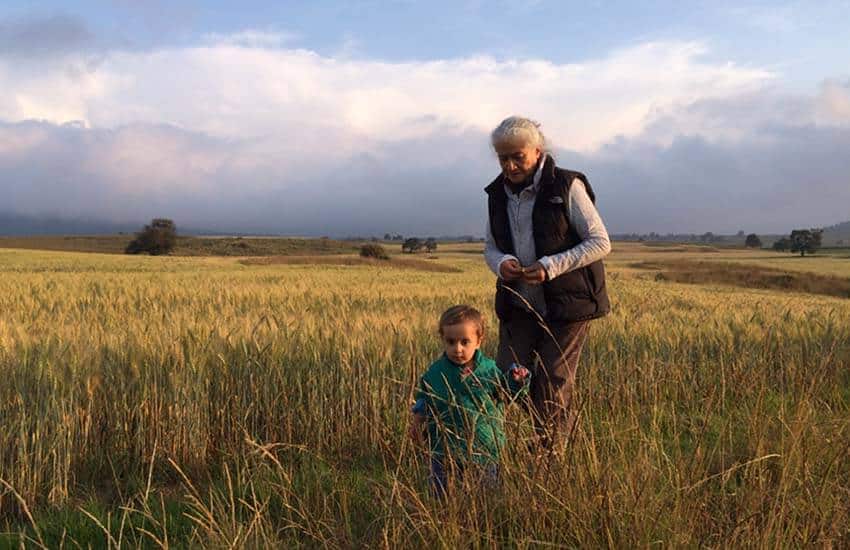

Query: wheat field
1 243 848 548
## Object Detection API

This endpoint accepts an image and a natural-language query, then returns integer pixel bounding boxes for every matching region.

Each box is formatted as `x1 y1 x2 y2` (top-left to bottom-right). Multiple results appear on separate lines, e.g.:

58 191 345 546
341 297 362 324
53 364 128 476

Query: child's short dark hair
439 305 484 338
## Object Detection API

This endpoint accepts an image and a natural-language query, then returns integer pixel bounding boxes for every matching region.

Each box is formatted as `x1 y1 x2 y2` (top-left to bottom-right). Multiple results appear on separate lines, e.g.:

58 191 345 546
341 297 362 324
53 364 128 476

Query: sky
1 1 849 236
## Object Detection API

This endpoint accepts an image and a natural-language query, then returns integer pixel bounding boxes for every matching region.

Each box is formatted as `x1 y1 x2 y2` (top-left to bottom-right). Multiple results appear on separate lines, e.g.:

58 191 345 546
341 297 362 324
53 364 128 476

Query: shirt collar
443 349 484 368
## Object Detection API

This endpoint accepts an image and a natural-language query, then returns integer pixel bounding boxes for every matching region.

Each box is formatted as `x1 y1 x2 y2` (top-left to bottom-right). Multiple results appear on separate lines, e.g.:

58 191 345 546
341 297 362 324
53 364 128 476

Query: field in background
1 241 849 547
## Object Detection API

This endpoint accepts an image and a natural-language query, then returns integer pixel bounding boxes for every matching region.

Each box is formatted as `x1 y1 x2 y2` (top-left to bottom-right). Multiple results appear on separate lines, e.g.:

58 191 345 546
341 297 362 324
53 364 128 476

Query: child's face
441 321 482 365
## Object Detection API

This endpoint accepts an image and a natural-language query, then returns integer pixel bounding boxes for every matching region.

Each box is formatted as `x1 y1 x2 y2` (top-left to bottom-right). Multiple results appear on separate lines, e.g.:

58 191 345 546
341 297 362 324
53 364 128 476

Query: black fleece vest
484 156 610 322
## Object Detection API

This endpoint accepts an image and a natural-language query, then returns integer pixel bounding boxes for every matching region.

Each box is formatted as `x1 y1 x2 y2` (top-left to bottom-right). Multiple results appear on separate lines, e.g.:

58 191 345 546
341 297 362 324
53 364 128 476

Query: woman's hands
499 259 547 285
499 259 523 281
521 262 547 284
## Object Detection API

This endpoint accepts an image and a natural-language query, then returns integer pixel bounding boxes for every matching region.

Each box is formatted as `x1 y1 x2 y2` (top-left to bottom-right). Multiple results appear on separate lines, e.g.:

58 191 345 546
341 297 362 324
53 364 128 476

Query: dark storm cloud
0 120 495 236
2 86 849 236
571 87 850 233
575 125 850 234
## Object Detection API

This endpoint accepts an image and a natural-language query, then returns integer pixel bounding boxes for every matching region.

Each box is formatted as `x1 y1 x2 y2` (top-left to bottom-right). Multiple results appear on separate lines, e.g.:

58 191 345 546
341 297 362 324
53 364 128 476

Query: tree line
359 237 439 260
771 229 823 257
401 237 437 253
122 219 446 258
120 219 828 259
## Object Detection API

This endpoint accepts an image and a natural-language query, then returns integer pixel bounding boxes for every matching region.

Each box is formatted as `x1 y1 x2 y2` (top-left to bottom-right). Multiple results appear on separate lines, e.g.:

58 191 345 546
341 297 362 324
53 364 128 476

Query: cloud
201 30 299 49
0 14 94 59
578 121 850 234
816 79 850 124
0 119 492 235
0 36 772 151
0 33 847 235
4 95 849 237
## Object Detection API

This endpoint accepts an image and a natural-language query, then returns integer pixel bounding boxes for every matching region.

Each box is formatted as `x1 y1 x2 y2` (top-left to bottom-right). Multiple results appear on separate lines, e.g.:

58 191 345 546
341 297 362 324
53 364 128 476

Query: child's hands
409 414 426 446
511 366 530 382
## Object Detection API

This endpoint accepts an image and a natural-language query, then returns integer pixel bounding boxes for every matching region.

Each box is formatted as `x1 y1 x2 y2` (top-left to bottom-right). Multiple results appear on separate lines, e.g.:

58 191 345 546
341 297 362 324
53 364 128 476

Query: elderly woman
484 116 611 452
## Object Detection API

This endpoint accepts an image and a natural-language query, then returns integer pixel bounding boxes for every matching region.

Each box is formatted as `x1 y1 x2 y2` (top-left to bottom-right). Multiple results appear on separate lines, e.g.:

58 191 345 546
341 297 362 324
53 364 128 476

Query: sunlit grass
0 245 849 547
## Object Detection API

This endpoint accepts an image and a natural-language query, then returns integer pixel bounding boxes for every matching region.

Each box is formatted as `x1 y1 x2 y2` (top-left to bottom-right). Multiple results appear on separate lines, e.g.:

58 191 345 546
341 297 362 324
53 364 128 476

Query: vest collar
538 154 556 187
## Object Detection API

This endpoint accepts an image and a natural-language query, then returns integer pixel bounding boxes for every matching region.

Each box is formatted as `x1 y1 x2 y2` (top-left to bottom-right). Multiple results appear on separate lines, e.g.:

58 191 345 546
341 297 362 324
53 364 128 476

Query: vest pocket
545 266 592 297
585 261 606 295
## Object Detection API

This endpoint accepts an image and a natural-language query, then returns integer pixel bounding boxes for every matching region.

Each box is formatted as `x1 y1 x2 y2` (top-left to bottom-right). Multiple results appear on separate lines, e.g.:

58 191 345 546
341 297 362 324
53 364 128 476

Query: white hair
490 116 548 151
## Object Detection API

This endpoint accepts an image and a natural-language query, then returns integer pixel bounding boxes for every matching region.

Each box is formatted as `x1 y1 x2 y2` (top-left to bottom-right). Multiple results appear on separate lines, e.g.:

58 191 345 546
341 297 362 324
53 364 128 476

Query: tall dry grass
0 248 848 547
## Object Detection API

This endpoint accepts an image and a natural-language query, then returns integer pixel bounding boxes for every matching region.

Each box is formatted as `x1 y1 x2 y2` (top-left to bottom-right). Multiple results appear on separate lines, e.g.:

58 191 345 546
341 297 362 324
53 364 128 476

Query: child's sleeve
411 397 428 416
411 376 430 416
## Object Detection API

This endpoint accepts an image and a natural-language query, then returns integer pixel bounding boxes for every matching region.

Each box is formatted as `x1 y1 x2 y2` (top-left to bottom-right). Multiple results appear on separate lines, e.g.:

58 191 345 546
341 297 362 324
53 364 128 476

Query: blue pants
429 458 500 498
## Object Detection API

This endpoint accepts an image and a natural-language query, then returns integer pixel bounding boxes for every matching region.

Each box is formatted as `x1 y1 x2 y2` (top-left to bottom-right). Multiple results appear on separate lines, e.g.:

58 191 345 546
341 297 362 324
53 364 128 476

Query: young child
410 305 530 496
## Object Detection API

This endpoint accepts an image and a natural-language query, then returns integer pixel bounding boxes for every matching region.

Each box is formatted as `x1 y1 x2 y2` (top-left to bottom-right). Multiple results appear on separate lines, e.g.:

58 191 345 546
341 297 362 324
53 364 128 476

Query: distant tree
402 238 422 253
736 230 745 238
745 234 762 248
789 228 823 257
700 232 715 243
772 237 790 252
383 233 392 241
360 243 389 260
425 238 438 253
125 218 177 255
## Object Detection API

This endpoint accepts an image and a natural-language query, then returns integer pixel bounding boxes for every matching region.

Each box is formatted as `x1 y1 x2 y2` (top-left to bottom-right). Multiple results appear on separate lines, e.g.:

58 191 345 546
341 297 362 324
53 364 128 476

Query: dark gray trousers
496 310 590 449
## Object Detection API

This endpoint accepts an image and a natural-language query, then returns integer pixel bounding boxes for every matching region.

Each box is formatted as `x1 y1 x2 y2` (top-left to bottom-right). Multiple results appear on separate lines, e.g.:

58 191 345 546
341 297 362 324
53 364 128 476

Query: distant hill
0 211 225 236
0 211 141 236
4 210 848 246
0 234 360 256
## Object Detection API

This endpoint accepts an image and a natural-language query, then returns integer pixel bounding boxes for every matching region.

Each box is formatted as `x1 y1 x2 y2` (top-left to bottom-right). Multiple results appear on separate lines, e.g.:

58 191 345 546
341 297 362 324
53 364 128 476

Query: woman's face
495 139 542 184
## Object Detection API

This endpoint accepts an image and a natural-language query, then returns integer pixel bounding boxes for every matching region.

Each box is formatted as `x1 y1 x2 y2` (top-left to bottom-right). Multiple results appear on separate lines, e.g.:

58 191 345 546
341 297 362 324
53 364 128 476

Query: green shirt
414 350 528 465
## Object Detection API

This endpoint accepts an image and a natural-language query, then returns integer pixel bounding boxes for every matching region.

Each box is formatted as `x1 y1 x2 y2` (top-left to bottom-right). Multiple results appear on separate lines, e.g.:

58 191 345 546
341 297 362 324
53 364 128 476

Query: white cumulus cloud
1 32 847 235
0 36 772 151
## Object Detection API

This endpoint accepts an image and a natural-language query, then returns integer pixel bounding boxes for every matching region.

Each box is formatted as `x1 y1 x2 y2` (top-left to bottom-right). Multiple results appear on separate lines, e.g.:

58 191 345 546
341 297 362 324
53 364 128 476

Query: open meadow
1 241 849 547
